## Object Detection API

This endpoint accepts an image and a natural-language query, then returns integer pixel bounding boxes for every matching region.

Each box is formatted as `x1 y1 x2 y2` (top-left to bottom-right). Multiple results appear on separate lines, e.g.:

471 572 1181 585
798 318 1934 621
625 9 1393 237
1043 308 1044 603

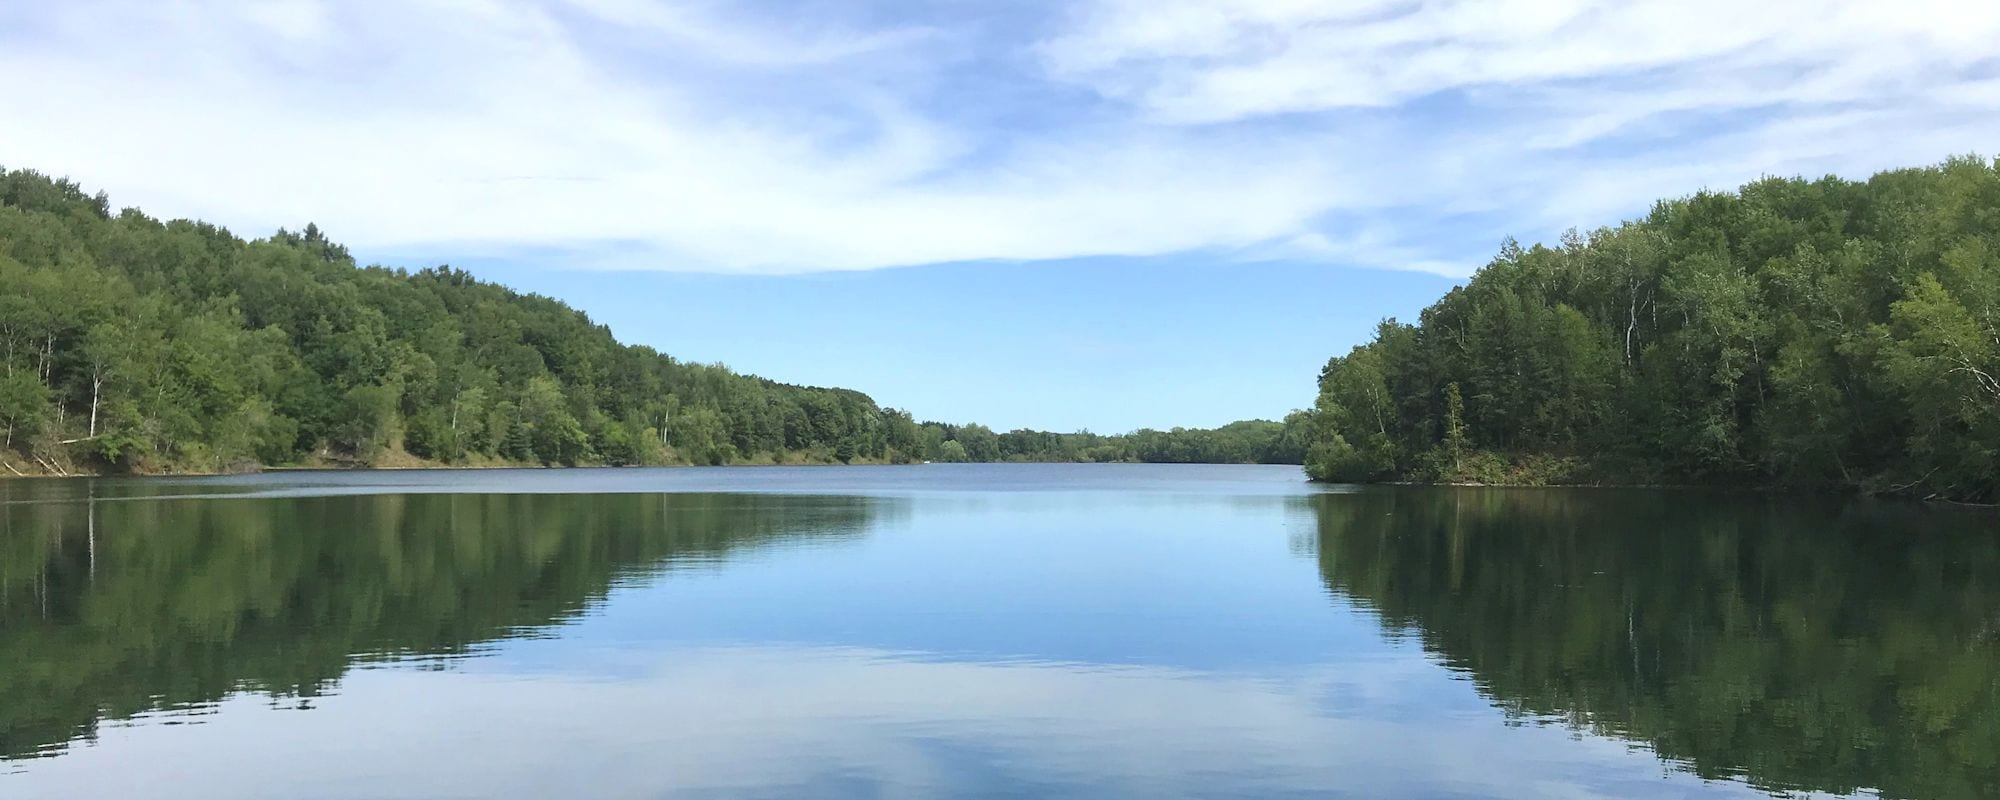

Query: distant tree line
0 166 1300 475
918 417 1308 465
1303 157 2000 503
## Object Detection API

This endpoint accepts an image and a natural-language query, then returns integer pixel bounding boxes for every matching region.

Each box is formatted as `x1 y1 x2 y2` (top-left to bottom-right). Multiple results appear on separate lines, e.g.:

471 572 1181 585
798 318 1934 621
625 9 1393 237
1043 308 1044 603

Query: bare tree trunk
89 371 102 438
1626 279 1640 364
1952 361 2000 403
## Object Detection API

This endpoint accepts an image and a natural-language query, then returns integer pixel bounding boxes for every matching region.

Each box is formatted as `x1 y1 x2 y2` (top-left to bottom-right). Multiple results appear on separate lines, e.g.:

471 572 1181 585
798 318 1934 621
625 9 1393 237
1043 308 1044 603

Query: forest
0 167 1303 475
1304 157 2000 503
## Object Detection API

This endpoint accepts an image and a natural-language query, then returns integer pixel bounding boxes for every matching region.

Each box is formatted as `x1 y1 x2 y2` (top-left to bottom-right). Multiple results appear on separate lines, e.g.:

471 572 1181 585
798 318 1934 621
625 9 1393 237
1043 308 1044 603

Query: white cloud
8 644 1822 799
0 0 1369 273
1041 0 2000 124
560 0 944 67
0 0 1994 277
1037 0 2000 267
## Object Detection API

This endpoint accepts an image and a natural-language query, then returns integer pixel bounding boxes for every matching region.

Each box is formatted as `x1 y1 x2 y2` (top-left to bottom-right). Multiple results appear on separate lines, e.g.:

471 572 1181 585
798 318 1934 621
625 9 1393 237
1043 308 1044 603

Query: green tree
1293 156 2000 502
0 370 49 450
954 424 999 462
519 376 587 465
334 384 399 459
1442 382 1468 474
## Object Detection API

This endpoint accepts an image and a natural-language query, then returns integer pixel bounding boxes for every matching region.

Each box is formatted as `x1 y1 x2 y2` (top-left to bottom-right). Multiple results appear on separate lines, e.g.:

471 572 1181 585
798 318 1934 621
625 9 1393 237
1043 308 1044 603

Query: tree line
1304 157 2000 503
0 166 1302 474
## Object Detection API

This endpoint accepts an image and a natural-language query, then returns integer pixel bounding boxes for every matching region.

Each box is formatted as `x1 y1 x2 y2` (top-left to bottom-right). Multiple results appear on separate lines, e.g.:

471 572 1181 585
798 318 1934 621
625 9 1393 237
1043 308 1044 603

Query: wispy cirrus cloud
0 0 1994 277
1039 0 2000 123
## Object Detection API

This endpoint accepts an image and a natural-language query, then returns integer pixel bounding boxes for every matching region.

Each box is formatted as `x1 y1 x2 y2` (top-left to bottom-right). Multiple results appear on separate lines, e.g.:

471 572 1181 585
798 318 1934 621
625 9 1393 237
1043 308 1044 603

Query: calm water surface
1 464 1994 799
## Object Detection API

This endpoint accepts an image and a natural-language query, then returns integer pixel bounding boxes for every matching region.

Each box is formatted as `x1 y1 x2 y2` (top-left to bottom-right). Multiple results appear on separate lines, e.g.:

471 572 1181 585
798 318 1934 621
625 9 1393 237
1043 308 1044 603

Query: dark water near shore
1 464 1994 799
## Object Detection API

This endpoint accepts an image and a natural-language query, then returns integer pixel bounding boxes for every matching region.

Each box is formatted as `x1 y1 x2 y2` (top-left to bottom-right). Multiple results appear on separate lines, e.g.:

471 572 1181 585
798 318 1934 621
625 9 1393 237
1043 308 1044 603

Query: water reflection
2 475 1994 799
0 489 882 761
1306 488 2000 800
8 643 1805 799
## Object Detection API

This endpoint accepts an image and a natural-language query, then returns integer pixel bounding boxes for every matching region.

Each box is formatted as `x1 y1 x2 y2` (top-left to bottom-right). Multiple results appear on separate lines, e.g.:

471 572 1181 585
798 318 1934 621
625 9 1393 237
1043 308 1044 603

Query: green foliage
0 369 49 448
334 384 399 459
1303 433 1395 483
0 165 1307 473
518 376 587 465
1303 157 2000 502
1442 382 1468 470
897 417 1307 466
669 404 733 466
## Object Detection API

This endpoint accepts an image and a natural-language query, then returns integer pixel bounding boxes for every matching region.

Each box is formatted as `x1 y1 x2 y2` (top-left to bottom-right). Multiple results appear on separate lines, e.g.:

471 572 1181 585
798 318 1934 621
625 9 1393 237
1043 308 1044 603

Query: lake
1 463 1994 799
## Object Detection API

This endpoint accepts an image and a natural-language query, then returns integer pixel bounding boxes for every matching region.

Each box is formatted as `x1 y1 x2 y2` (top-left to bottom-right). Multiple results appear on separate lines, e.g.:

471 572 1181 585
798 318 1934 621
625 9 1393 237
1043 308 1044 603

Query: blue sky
3 0 1997 431
451 255 1454 430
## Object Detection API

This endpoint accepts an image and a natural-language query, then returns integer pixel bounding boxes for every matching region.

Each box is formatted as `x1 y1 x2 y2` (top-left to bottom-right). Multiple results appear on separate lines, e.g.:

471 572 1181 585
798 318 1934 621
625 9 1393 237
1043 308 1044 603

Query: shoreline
8 461 1990 508
0 458 1299 481
1342 478 2000 509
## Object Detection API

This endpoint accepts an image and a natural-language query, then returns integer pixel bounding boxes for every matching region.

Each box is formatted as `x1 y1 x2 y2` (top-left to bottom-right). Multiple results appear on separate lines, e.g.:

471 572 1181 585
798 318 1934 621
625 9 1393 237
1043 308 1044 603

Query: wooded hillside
1306 157 1999 503
0 168 1301 474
